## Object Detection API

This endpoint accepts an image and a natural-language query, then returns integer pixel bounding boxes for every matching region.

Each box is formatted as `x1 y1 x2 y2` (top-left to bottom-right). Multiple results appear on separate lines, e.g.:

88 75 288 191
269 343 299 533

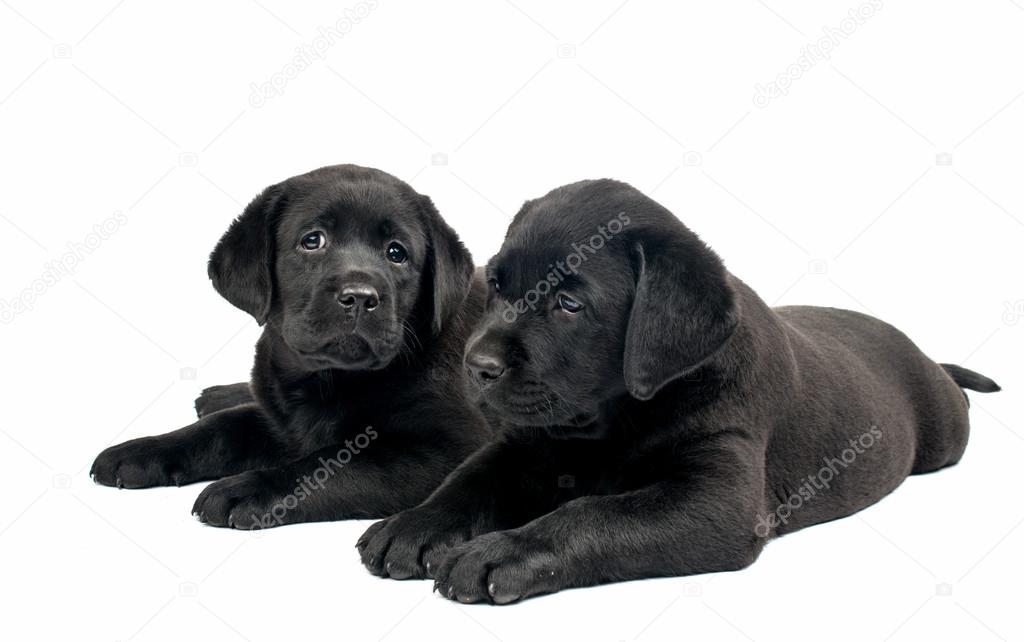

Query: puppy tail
940 363 1001 393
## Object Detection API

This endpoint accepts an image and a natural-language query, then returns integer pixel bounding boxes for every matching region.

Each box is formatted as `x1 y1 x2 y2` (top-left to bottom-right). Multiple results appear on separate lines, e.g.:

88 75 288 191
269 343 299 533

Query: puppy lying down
92 165 490 528
359 178 1000 603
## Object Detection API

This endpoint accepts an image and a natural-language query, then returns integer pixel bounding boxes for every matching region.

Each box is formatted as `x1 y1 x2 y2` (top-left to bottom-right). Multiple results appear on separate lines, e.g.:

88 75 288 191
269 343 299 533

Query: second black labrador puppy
91 165 491 528
358 179 999 603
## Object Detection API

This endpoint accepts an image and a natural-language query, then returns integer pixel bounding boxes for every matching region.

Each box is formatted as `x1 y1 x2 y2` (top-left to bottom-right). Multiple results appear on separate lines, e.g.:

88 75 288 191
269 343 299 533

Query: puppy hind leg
911 367 973 475
194 382 253 418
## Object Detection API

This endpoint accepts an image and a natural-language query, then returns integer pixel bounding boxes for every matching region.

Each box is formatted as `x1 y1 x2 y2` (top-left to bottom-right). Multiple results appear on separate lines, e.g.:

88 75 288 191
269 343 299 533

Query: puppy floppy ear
208 184 288 325
624 236 738 401
417 195 473 335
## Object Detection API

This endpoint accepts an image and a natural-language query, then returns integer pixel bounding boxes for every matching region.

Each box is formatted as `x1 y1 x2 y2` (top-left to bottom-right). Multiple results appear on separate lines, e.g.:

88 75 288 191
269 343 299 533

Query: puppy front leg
191 428 468 529
91 403 286 488
359 433 604 579
435 451 766 604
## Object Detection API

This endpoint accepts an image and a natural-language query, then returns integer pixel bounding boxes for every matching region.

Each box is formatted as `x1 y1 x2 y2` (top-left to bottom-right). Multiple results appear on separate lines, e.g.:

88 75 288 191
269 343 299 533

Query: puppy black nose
466 352 506 384
338 284 380 311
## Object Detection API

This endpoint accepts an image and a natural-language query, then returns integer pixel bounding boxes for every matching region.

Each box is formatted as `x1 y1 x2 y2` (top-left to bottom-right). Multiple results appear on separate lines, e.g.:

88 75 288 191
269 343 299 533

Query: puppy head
465 179 737 428
209 165 472 372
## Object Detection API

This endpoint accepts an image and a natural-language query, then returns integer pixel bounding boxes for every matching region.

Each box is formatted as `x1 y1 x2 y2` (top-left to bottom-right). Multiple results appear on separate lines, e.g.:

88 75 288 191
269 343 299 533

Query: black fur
91 165 491 528
941 363 1001 393
358 178 1000 603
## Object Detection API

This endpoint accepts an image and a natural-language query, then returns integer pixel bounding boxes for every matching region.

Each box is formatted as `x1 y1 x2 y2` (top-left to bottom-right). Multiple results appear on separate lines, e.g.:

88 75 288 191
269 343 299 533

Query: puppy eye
487 278 500 293
299 231 326 251
386 241 408 264
557 293 584 314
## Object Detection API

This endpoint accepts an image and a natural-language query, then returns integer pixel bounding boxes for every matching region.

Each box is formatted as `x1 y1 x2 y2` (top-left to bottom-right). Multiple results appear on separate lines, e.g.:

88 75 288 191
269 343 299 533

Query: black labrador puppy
358 179 1000 603
91 165 491 528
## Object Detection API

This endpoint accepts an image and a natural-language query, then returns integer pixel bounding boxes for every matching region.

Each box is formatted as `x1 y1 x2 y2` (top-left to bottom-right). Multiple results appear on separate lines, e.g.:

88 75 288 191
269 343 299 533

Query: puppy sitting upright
92 165 491 528
359 179 999 603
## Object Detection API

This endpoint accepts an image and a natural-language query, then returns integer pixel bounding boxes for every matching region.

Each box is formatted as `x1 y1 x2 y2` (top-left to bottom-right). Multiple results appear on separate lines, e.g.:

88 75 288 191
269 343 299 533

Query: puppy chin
481 392 597 430
288 335 394 372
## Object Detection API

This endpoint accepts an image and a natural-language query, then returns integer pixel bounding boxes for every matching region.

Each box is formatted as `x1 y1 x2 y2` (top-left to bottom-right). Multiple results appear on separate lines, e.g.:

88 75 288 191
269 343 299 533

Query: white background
1 1 1021 640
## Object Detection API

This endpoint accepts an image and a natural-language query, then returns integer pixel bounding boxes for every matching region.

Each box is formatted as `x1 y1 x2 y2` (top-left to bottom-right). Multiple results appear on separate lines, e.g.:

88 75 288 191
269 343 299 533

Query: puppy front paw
91 437 190 489
433 531 562 605
192 471 291 529
358 508 473 580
